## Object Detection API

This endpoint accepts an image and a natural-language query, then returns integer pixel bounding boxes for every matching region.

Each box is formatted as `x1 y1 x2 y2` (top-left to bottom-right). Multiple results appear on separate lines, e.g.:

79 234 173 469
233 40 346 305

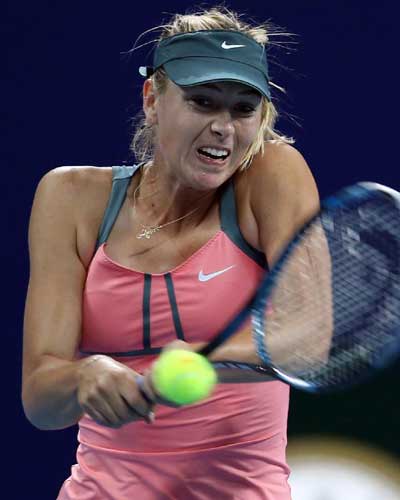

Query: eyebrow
188 83 261 98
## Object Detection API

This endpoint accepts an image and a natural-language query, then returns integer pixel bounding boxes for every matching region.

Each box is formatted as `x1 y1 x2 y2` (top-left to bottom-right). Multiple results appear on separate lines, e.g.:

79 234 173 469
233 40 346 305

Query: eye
189 96 214 109
234 103 257 116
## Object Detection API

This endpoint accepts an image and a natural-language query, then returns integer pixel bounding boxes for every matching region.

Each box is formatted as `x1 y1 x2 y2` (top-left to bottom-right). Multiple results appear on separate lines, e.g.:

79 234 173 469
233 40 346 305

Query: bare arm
209 143 323 381
22 168 153 429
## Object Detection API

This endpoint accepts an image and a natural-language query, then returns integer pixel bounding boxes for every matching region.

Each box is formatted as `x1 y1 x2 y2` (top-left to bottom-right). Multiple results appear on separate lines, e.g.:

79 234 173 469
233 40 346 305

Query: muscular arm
22 168 152 429
210 142 322 382
22 168 89 429
251 142 320 267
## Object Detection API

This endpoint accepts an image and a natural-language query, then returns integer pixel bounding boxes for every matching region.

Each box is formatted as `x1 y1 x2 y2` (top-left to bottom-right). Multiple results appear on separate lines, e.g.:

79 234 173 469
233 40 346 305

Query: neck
130 161 219 233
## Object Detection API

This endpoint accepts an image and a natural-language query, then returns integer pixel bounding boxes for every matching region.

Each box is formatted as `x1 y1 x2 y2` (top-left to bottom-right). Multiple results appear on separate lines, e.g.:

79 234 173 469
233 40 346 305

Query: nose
210 112 234 139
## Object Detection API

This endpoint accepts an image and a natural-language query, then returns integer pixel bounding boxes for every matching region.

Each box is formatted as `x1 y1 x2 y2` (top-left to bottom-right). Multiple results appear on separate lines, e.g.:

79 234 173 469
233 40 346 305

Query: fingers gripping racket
139 182 400 405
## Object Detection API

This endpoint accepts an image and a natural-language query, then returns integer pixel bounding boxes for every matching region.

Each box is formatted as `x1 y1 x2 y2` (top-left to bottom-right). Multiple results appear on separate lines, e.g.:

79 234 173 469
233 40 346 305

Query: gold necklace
132 169 201 240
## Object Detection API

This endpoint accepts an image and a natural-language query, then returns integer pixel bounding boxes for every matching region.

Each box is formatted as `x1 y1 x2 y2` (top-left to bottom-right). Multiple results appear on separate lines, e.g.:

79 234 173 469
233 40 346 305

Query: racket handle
212 361 276 375
136 374 155 406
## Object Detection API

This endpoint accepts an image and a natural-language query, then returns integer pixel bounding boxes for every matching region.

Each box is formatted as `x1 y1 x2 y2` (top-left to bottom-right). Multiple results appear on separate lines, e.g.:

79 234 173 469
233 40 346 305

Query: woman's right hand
77 355 155 428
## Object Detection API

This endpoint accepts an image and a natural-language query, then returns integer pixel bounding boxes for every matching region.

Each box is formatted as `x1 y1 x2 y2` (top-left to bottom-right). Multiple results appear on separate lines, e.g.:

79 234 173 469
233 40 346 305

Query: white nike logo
198 265 235 282
221 41 246 50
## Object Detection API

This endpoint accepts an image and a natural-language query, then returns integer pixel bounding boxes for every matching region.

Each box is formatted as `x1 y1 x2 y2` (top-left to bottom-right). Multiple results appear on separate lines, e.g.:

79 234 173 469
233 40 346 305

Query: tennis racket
139 181 400 402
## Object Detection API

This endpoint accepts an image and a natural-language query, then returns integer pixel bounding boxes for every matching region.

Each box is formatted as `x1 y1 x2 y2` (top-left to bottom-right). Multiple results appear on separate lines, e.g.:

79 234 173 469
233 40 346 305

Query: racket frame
201 182 400 392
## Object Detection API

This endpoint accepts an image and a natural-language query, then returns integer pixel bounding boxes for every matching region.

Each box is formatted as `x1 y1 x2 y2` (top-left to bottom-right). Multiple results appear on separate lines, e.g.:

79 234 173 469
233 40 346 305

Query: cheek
247 113 263 143
157 109 199 153
237 121 261 150
155 108 180 152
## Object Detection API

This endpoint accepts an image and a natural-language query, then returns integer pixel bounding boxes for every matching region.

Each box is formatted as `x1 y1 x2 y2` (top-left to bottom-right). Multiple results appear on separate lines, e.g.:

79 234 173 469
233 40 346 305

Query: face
143 78 262 191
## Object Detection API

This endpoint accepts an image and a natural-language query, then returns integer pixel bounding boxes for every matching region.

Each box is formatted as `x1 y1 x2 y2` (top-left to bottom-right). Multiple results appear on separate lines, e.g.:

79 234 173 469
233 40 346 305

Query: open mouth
197 147 230 162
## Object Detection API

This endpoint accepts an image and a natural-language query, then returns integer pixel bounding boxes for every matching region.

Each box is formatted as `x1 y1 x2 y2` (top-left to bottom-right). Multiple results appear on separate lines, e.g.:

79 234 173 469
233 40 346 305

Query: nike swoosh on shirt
221 41 246 49
198 265 236 282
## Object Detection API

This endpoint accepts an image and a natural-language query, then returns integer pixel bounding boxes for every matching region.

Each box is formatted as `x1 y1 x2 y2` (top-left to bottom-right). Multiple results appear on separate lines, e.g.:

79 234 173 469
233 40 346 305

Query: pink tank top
57 165 291 500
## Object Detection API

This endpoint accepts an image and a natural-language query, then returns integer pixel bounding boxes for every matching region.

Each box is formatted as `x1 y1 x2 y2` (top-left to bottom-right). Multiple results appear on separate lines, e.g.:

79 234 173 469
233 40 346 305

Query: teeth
200 147 229 158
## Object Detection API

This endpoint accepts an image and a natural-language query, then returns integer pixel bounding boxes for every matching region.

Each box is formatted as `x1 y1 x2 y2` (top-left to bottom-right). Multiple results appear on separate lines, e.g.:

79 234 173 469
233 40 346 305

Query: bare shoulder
33 166 113 268
35 165 112 207
248 141 319 209
241 141 320 266
48 164 112 194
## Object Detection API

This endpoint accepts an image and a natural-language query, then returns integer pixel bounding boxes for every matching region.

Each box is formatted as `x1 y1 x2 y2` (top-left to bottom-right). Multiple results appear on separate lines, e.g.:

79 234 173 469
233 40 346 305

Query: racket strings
255 193 400 388
332 203 400 341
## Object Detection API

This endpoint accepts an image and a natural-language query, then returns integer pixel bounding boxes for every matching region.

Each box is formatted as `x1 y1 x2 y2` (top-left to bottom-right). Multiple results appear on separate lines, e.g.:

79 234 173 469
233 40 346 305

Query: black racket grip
212 361 276 376
136 374 155 406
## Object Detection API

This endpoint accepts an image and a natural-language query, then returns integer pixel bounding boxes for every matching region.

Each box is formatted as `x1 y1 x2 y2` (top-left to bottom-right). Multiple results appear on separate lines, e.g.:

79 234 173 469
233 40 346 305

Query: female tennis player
22 6 320 499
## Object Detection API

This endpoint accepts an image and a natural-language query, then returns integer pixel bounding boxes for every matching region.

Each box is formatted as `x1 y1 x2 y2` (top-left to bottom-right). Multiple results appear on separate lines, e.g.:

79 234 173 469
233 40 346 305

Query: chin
194 170 232 191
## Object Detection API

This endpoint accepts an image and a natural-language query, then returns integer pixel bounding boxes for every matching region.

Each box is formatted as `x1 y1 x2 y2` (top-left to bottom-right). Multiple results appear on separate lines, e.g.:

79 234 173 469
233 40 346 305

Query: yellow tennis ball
152 350 217 405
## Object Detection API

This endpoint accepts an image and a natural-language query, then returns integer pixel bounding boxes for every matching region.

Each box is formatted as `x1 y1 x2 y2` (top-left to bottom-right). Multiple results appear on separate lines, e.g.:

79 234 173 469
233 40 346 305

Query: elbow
21 388 50 430
23 413 54 431
21 400 49 431
22 401 79 431
22 392 83 431
21 361 83 430
21 384 65 431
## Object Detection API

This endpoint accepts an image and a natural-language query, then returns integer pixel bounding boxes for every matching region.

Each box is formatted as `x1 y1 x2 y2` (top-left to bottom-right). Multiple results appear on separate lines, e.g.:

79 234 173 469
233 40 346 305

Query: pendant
137 226 160 239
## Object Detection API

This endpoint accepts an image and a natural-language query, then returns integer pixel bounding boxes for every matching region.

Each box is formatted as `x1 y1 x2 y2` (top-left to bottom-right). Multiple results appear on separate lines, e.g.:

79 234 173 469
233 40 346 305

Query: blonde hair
129 6 296 169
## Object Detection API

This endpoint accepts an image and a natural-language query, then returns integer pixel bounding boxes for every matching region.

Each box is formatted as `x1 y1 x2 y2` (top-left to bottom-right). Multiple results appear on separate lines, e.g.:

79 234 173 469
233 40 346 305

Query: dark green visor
140 30 271 101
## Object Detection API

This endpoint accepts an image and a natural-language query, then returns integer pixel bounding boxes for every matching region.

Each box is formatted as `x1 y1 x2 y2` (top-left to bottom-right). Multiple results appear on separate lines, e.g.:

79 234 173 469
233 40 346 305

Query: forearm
22 354 97 430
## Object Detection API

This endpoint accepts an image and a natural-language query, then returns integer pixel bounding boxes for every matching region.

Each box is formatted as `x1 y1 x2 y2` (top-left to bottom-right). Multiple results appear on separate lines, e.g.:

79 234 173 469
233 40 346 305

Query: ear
143 79 158 126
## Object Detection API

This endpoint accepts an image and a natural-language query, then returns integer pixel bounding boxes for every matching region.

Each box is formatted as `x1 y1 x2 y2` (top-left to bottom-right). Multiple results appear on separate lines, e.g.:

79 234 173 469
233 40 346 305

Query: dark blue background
4 1 399 498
